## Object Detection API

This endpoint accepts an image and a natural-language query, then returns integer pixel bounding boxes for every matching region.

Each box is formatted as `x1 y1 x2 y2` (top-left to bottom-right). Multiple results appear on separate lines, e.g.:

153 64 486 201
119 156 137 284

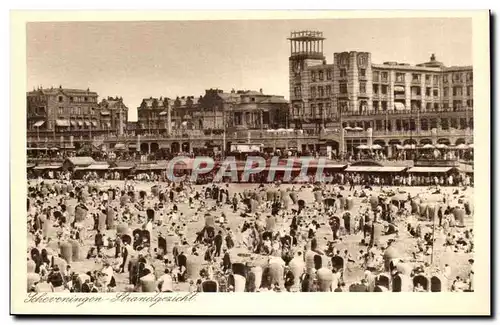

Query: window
426 103 432 111
58 96 63 102
453 100 462 110
443 74 449 83
453 87 462 96
58 107 64 115
325 102 332 116
467 86 473 96
443 103 449 110
412 73 420 82
318 86 324 97
318 103 324 117
360 82 366 94
425 75 431 82
310 104 316 117
425 87 431 96
411 86 421 96
70 97 74 102
311 71 317 82
319 70 324 81
433 88 439 97
294 86 301 97
381 72 388 82
373 71 380 82
326 69 332 80
84 97 88 102
453 73 460 82
467 72 473 82
373 84 379 95
381 85 388 95
251 98 255 102
396 73 405 82
339 83 348 94
340 69 347 78
467 99 474 108
326 85 332 97
310 86 317 98
359 69 366 77
444 88 449 97
433 75 439 85
434 103 439 111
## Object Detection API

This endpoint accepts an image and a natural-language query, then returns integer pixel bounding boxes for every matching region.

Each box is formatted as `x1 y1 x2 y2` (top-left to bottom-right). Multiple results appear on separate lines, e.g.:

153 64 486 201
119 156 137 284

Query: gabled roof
65 156 96 167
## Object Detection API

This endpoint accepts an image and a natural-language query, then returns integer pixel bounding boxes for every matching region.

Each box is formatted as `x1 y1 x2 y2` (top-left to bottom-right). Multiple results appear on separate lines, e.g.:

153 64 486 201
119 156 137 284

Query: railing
339 107 473 117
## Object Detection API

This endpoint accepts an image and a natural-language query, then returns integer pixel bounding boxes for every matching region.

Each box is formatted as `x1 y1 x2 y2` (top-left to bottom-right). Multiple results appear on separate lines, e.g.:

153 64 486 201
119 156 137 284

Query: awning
84 121 90 126
394 86 405 92
70 120 77 126
100 111 110 116
85 164 109 170
407 167 452 173
345 166 407 173
33 165 62 170
27 163 36 169
324 164 347 169
114 143 126 150
77 121 83 126
91 121 98 127
33 120 45 127
110 166 133 170
458 165 474 173
394 102 406 110
159 111 168 116
55 119 70 127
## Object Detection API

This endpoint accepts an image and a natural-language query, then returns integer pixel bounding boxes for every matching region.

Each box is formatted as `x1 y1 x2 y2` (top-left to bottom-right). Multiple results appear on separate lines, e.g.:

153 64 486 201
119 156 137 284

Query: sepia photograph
11 10 491 316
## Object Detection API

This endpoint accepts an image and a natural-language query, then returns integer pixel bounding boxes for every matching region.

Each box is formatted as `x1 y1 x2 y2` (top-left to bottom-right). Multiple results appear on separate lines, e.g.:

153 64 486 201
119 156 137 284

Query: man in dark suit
214 231 223 257
222 249 231 272
95 230 104 255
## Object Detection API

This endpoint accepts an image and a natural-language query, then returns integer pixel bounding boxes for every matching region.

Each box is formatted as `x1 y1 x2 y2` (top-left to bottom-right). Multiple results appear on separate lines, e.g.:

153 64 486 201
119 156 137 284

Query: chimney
259 88 263 94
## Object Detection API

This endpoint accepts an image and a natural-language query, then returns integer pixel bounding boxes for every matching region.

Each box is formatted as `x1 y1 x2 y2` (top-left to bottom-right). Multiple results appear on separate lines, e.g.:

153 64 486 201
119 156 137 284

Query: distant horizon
27 18 472 121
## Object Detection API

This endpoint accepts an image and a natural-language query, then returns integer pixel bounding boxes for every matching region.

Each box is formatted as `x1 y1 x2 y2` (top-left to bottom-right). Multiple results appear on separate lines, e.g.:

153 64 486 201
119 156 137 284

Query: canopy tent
407 167 452 173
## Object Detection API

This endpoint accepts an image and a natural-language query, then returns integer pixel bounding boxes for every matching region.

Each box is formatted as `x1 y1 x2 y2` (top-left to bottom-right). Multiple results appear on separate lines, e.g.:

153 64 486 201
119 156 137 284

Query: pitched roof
66 156 96 167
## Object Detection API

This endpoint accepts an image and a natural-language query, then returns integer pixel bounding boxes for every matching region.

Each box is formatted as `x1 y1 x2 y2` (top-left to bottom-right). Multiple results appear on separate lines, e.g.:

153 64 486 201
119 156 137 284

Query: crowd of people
26 172 474 293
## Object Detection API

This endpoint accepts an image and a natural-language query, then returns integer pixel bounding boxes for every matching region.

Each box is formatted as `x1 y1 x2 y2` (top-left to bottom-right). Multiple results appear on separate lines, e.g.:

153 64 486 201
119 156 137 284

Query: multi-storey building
136 89 289 136
288 30 473 154
26 86 129 150
98 96 129 136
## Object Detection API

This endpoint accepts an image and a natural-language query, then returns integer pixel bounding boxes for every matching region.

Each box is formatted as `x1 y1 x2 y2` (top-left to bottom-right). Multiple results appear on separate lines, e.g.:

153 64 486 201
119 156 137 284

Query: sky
26 18 472 121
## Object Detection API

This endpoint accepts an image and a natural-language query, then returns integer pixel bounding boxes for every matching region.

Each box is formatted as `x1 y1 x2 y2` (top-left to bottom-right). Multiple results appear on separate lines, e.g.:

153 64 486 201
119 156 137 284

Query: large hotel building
288 31 473 154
